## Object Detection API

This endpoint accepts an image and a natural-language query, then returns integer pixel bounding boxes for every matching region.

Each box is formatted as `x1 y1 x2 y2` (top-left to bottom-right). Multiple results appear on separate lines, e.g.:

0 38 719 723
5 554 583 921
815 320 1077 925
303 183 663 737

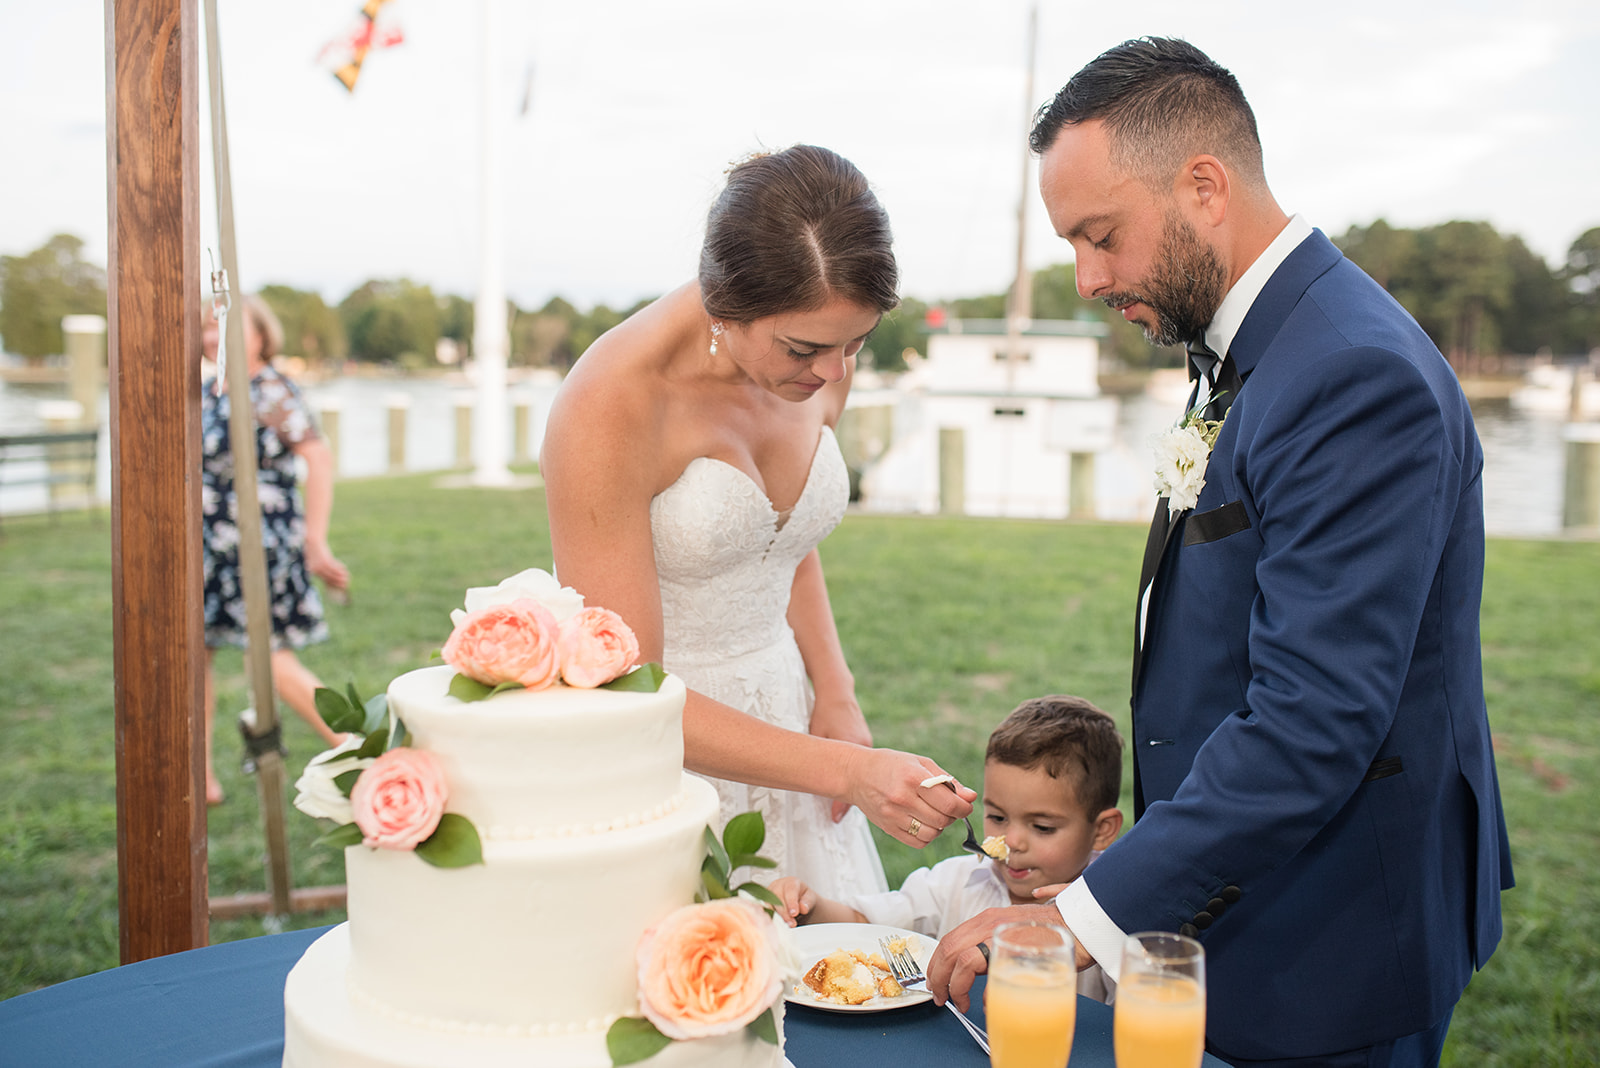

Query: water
0 374 1578 538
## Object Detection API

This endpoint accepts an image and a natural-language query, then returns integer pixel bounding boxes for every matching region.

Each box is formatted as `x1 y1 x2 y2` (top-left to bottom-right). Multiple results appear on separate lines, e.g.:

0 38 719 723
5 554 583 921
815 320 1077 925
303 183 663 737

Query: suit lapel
1132 230 1344 697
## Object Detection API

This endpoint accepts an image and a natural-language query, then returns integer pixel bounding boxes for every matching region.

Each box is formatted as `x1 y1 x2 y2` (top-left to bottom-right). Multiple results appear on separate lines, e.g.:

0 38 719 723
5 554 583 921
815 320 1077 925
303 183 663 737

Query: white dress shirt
843 852 1113 1001
1075 213 1315 983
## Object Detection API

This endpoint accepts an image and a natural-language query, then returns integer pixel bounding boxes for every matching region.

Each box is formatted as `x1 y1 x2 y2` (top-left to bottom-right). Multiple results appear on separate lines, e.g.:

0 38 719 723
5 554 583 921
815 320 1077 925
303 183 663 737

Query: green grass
1 478 1595 1064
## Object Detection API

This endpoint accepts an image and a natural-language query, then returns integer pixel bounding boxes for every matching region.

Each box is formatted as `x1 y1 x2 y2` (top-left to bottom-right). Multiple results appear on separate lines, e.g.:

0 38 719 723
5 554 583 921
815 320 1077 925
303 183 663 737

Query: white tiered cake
281 663 783 1068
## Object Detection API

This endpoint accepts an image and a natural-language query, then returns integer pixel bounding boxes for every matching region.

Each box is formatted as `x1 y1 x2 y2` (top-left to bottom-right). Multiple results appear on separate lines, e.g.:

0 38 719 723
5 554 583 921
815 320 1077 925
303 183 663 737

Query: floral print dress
201 365 328 650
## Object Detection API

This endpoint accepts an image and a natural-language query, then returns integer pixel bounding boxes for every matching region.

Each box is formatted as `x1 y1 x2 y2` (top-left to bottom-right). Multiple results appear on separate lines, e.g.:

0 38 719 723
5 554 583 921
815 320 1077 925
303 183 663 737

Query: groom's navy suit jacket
1084 230 1513 1061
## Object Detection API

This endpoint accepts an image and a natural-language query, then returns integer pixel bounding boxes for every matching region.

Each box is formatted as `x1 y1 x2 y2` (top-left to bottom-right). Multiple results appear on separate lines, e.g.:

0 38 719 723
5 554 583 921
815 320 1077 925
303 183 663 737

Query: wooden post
939 427 965 515
107 0 209 962
1563 423 1600 531
512 395 531 465
1069 452 1096 518
63 314 107 429
455 393 474 469
316 397 342 474
386 393 411 473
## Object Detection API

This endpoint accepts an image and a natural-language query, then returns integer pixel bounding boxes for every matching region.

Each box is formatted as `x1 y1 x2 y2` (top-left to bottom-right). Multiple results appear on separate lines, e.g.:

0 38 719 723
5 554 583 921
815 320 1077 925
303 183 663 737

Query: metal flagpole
203 0 294 920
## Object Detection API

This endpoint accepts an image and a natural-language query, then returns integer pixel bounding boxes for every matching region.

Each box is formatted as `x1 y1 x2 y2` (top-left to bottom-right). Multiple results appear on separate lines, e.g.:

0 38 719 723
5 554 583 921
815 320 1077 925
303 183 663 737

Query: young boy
771 695 1124 1000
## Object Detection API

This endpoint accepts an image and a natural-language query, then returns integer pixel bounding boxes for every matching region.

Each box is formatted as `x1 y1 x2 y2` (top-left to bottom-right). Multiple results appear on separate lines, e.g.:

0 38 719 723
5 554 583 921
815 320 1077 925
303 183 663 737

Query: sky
2 0 1597 312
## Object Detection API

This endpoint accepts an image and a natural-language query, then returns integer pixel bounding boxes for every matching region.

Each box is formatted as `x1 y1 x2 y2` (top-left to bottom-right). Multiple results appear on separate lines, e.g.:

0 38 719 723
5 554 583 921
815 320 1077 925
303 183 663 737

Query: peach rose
441 598 560 690
557 607 641 688
636 899 781 1039
349 748 448 850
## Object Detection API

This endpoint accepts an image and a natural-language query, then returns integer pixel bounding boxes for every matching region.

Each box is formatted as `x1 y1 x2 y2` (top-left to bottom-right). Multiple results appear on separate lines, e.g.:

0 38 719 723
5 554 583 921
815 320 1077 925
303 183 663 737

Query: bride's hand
840 747 976 848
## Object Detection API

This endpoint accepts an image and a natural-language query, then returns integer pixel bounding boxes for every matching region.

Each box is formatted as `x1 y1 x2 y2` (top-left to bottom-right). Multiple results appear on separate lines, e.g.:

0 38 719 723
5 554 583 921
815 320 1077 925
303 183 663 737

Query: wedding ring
908 817 922 836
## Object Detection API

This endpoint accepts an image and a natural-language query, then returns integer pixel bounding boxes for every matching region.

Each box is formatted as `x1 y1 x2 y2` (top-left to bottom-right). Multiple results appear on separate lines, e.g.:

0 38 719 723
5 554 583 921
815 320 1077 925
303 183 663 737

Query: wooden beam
207 886 349 922
106 0 208 962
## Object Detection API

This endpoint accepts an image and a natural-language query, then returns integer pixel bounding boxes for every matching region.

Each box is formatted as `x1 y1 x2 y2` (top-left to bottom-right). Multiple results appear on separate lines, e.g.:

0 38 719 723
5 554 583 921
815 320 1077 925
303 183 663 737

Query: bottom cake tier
283 925 785 1068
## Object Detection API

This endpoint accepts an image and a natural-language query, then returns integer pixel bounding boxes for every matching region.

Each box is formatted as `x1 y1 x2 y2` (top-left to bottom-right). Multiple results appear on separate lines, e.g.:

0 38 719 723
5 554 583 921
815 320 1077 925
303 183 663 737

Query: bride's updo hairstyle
699 145 899 324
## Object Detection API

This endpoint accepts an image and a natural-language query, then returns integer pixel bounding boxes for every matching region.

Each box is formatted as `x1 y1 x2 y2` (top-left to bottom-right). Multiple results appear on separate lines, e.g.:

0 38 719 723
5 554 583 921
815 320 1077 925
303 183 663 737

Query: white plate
783 922 935 1013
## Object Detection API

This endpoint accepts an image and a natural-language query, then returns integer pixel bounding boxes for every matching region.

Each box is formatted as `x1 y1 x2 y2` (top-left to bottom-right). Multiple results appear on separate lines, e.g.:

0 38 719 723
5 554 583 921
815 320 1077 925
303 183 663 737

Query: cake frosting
282 594 784 1068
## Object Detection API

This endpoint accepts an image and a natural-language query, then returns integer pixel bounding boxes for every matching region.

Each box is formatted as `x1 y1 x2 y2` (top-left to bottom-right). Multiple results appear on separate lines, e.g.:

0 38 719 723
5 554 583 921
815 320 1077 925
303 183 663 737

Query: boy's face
982 759 1113 906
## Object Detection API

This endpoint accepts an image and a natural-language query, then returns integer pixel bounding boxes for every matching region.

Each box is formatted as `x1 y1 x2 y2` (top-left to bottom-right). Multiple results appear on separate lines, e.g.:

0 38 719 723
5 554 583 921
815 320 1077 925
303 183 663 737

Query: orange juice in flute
1114 932 1206 1068
985 921 1077 1068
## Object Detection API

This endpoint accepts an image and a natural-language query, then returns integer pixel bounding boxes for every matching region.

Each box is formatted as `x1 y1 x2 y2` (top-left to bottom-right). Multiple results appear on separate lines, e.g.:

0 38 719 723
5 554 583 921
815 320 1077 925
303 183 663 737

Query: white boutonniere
1151 395 1227 519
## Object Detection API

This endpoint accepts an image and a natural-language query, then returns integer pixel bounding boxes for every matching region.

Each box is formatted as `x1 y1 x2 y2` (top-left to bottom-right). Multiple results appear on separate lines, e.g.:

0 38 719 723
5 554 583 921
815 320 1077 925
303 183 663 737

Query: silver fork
941 780 989 858
879 937 990 1054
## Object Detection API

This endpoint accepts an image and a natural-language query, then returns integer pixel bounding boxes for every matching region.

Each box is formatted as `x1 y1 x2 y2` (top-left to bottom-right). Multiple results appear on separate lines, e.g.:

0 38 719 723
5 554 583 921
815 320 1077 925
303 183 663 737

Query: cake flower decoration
607 812 789 1066
293 682 484 869
440 568 657 701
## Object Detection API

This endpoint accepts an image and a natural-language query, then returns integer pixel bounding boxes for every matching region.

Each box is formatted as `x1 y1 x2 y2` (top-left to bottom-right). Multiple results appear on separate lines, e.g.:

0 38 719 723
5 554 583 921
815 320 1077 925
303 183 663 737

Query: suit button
1221 885 1242 904
1180 923 1199 938
1191 912 1213 930
1207 897 1227 917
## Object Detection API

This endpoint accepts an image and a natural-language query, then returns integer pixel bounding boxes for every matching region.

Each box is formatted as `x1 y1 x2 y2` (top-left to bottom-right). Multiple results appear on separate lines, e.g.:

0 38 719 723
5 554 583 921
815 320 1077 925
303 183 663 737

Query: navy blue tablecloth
0 926 1225 1067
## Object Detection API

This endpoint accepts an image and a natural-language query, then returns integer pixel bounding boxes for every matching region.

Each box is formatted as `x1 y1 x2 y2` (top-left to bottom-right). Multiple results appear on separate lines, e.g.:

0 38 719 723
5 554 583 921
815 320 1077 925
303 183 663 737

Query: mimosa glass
1114 932 1205 1068
986 921 1077 1068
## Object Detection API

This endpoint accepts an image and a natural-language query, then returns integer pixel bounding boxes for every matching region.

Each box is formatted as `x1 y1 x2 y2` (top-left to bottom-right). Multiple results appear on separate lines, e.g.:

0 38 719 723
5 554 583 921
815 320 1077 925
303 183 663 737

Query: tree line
4 222 1597 373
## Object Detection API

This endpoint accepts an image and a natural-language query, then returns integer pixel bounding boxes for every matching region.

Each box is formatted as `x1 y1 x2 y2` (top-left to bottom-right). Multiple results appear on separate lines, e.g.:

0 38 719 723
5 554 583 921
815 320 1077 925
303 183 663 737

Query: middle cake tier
344 771 721 1033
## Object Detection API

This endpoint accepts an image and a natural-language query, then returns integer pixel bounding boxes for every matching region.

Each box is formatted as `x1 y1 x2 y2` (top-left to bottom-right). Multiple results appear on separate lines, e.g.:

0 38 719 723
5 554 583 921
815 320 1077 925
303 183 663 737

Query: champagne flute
985 921 1077 1068
1114 932 1206 1068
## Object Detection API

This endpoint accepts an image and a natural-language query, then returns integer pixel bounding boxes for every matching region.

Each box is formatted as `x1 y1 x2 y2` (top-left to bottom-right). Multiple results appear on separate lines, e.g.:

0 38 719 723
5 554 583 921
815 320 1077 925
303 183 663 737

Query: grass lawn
1 473 1595 1065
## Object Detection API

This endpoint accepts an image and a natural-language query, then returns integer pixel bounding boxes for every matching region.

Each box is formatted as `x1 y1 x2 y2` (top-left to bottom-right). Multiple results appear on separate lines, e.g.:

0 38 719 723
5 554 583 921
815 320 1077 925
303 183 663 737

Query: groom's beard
1101 211 1228 348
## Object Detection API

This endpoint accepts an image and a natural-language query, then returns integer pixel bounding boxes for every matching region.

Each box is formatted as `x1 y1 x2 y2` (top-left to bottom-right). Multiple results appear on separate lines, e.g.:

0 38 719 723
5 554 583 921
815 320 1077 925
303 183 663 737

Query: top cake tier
385 665 689 841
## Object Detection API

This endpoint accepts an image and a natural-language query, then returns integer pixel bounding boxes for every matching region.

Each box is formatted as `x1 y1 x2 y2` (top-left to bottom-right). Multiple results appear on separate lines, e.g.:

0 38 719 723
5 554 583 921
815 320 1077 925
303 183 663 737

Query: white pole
472 0 513 486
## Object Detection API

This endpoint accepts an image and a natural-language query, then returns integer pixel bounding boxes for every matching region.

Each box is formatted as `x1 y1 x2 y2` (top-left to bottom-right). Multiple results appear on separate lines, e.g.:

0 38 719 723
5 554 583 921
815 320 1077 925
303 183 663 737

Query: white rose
450 568 586 627
1151 424 1215 516
292 734 375 824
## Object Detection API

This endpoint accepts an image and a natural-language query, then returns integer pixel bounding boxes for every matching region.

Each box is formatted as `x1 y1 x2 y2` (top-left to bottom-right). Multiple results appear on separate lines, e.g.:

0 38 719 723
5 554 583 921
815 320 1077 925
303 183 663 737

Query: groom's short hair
1031 37 1266 195
987 695 1123 815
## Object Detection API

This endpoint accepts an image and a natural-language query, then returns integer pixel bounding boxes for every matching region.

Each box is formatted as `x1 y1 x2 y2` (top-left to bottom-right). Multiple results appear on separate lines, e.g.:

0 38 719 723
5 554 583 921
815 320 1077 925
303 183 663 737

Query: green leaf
605 1017 672 1066
355 727 388 760
314 822 364 850
447 673 525 703
734 882 785 912
601 662 666 693
388 716 410 752
722 811 766 856
700 868 732 899
362 692 389 735
447 673 494 702
726 853 778 871
333 768 363 797
313 687 362 735
702 827 730 886
747 1006 779 1047
345 682 366 719
414 813 484 868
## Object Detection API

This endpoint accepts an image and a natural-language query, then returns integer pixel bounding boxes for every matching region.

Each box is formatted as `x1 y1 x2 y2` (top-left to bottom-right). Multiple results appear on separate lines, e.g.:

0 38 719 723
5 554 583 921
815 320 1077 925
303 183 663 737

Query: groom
928 37 1513 1067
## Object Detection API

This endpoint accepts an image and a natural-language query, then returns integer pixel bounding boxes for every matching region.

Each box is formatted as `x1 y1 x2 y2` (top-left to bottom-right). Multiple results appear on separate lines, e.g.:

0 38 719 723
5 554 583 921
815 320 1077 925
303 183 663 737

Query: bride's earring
709 321 724 356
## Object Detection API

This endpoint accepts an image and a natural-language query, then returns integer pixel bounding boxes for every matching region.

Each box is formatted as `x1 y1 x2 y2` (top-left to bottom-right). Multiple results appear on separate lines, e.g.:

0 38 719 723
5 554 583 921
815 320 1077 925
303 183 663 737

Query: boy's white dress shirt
840 852 1113 1002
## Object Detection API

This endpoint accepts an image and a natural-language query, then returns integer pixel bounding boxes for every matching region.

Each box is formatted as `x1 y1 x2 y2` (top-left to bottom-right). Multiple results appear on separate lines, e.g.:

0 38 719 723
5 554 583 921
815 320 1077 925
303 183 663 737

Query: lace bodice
646 426 885 898
650 428 848 669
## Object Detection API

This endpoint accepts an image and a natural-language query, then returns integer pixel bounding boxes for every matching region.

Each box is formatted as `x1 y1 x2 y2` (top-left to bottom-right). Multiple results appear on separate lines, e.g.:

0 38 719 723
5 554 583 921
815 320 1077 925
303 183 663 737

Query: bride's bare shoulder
543 284 699 468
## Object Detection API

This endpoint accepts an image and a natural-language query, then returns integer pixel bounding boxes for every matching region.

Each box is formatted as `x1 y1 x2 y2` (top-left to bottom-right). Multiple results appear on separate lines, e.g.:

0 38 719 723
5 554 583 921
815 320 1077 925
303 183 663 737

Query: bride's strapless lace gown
650 428 889 899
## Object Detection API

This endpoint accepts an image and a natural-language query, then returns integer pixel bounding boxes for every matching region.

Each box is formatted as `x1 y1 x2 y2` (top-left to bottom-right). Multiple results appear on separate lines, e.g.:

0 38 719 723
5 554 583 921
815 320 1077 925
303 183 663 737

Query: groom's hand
928 902 1059 1012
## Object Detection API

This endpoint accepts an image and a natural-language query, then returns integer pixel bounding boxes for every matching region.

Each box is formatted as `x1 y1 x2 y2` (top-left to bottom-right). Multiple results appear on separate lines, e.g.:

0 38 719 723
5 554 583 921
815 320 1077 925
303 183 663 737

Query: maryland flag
319 0 404 92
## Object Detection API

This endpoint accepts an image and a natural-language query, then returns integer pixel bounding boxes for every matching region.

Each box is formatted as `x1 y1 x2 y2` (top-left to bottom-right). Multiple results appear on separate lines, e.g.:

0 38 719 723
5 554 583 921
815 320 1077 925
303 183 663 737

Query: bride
542 145 974 897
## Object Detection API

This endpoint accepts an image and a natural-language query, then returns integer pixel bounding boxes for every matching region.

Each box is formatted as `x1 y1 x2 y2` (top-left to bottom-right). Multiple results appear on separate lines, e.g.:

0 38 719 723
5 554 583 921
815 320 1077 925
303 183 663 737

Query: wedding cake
281 572 787 1068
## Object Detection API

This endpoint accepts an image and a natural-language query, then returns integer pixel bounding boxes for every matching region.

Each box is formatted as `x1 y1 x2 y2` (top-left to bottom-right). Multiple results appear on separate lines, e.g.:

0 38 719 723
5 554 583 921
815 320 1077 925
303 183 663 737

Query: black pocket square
1184 500 1250 545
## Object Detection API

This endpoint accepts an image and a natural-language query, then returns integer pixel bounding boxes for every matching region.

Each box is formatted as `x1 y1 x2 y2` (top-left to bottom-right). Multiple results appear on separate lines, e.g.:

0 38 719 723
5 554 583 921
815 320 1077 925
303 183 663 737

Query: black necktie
1188 340 1238 422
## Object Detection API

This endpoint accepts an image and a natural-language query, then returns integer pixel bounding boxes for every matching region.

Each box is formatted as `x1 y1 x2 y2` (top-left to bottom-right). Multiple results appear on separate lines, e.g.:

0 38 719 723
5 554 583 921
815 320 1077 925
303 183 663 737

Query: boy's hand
768 876 817 927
